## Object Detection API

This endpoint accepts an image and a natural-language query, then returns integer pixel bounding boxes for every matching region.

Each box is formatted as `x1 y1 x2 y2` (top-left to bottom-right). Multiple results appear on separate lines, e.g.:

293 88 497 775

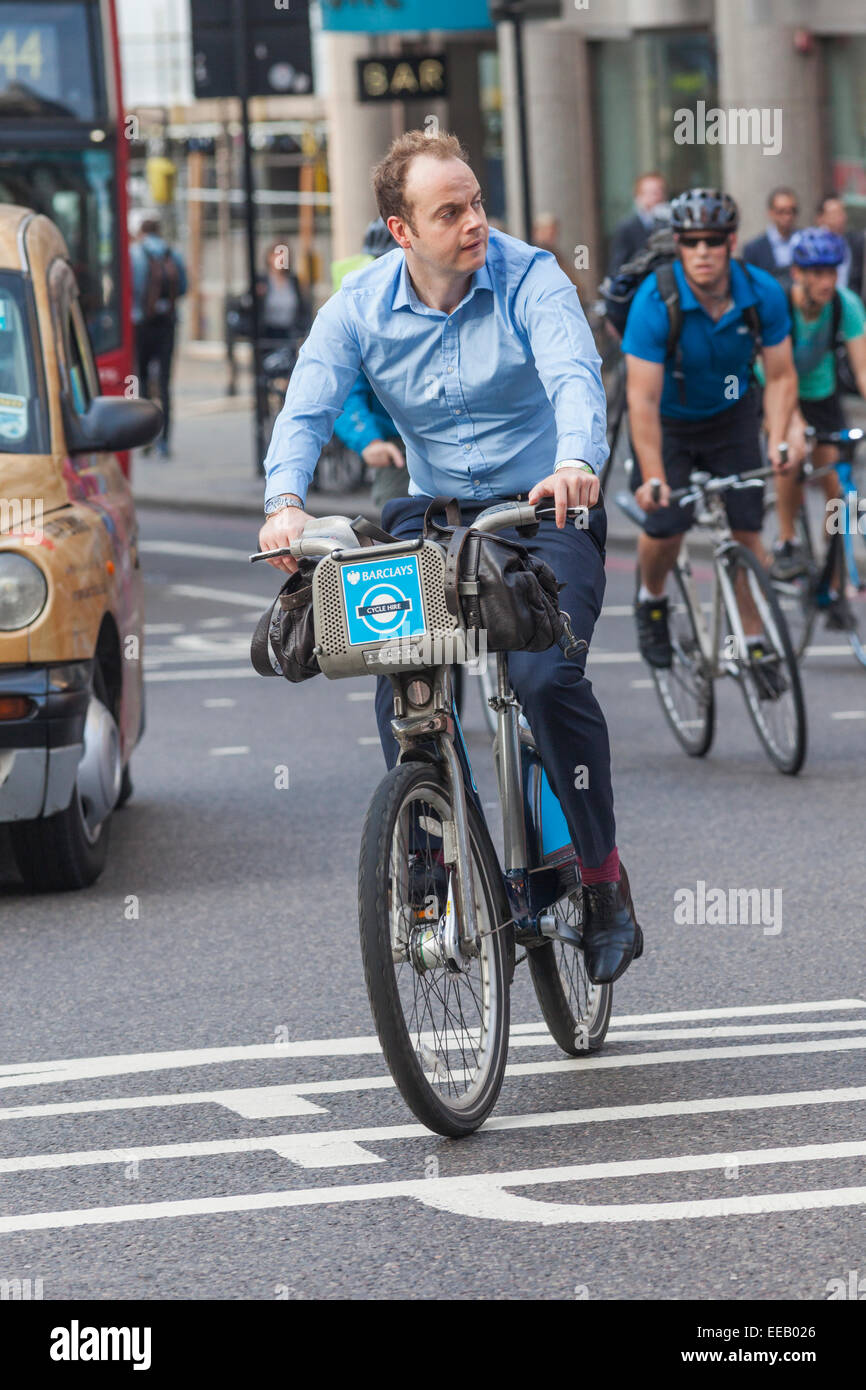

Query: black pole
511 14 532 243
232 0 267 474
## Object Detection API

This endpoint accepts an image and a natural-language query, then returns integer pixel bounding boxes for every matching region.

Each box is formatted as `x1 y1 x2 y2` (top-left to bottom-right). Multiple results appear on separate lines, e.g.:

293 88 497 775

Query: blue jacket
130 235 188 325
333 370 397 454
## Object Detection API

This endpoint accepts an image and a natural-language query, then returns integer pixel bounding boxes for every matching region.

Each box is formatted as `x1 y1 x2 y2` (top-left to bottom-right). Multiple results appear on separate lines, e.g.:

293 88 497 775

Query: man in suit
742 187 799 290
816 194 864 299
607 172 667 277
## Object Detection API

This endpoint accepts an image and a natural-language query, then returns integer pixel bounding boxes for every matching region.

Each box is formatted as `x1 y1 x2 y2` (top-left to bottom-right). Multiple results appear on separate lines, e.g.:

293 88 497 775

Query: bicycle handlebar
249 501 590 564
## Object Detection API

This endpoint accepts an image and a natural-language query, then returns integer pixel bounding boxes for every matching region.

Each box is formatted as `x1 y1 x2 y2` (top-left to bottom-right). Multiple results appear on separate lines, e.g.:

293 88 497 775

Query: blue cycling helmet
792 226 846 268
670 187 739 233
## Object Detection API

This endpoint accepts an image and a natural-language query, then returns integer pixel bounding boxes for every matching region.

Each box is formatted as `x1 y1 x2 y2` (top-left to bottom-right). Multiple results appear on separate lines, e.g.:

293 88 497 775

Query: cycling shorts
631 390 764 538
799 392 846 438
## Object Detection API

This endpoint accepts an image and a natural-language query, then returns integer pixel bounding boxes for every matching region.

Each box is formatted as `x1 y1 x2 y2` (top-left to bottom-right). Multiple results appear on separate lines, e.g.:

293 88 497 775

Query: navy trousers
373 495 617 869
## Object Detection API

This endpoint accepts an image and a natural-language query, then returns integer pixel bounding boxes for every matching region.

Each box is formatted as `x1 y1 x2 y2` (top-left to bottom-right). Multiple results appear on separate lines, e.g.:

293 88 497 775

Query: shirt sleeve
620 276 669 363
515 253 608 475
263 290 363 505
840 287 866 341
754 272 790 348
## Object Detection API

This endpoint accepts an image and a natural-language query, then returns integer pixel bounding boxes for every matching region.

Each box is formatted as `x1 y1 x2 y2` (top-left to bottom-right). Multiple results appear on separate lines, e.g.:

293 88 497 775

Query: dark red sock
579 846 620 886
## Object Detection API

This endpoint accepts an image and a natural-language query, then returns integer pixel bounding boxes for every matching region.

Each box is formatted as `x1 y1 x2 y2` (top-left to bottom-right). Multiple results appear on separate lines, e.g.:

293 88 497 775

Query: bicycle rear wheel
645 563 715 757
719 545 807 775
840 527 866 669
358 760 512 1136
527 890 612 1056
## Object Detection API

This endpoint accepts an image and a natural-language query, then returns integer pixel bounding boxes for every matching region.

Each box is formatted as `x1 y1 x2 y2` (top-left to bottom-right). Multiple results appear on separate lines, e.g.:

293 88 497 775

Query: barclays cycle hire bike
252 500 613 1137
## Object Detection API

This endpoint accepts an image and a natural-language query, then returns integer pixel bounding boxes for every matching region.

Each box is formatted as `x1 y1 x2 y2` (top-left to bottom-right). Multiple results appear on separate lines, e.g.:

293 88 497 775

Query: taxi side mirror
64 396 164 455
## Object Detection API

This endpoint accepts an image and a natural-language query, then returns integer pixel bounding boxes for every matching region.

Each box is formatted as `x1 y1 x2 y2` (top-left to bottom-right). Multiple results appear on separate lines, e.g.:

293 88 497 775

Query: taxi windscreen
0 272 47 455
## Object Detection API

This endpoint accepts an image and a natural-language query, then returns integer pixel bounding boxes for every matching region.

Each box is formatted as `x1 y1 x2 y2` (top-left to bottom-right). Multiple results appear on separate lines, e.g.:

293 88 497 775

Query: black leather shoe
582 863 643 985
635 597 672 669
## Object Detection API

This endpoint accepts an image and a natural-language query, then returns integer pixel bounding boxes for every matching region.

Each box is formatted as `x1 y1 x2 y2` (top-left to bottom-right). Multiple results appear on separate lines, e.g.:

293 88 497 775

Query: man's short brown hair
372 130 470 231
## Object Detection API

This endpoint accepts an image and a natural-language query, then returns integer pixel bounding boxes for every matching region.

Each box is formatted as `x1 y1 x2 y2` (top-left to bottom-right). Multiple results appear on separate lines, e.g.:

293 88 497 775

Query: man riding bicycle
767 226 866 628
258 129 641 986
622 187 804 672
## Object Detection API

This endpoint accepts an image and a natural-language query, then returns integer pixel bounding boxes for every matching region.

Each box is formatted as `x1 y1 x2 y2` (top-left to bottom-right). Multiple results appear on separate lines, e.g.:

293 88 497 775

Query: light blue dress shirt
263 227 608 505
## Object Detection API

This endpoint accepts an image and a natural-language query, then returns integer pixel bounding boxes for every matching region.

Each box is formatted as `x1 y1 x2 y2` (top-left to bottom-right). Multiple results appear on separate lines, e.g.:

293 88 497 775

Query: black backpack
143 247 181 320
786 288 859 397
601 230 763 405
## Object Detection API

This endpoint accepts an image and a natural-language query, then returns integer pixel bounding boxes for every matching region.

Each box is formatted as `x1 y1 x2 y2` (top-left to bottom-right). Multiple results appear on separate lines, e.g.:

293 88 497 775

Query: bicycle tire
720 545 807 775
526 896 612 1057
358 760 512 1137
840 527 866 669
644 562 715 758
765 505 817 661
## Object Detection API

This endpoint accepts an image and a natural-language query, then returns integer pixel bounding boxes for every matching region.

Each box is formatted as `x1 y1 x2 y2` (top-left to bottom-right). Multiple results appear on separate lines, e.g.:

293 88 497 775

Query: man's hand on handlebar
528 464 600 528
257 505 314 574
635 476 671 512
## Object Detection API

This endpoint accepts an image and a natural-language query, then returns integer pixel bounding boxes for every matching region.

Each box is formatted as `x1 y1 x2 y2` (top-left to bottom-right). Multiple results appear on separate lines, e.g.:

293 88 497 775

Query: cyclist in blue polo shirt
622 188 803 670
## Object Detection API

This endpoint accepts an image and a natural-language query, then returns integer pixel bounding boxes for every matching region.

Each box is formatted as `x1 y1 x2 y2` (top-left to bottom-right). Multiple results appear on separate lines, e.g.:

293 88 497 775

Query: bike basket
311 540 465 678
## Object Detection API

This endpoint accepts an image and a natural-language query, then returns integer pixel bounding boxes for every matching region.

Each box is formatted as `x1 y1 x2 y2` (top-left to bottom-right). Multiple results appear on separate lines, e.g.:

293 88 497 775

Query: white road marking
832 710 866 721
357 736 381 745
170 584 268 607
2 1001 860 1085
146 668 258 683
141 541 250 563
4 1084 866 1175
203 698 237 708
209 746 250 757
2 1166 866 1235
346 691 375 701
630 679 654 689
144 622 185 635
586 652 641 664
198 617 236 629
0 1086 327 1124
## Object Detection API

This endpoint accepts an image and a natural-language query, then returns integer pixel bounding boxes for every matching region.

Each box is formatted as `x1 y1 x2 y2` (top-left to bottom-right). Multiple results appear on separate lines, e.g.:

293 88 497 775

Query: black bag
422 498 577 655
250 566 319 683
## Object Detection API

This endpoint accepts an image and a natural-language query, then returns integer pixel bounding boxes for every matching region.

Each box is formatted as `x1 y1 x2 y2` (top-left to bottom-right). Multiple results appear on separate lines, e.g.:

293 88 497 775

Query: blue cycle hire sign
320 0 494 34
340 554 427 646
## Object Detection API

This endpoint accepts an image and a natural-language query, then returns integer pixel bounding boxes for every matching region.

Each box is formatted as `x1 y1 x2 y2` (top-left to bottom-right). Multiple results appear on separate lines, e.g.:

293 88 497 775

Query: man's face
796 265 838 305
394 156 488 278
769 193 798 236
637 177 666 213
820 199 847 236
677 231 735 287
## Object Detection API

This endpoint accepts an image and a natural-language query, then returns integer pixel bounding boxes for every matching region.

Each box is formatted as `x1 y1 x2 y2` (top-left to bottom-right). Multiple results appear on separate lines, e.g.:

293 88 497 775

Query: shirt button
455 408 462 415
463 443 471 452
446 366 454 374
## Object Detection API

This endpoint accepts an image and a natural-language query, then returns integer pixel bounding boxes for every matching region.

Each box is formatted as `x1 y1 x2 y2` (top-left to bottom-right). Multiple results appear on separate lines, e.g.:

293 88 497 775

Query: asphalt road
0 503 864 1301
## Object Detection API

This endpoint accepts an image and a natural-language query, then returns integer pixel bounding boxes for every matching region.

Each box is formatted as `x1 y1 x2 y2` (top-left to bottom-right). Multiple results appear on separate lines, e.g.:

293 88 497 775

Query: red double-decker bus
0 1 132 412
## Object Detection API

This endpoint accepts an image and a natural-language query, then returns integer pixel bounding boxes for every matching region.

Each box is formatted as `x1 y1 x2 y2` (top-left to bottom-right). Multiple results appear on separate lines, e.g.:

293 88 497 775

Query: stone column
714 0 823 242
323 33 395 261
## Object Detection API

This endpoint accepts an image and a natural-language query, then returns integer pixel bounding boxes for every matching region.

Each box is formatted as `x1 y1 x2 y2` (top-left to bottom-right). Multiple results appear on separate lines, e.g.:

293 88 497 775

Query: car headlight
0 554 48 630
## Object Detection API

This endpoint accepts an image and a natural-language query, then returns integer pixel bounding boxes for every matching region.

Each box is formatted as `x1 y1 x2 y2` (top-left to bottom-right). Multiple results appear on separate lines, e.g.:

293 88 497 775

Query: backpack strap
733 260 763 389
785 287 797 346
348 515 399 547
831 289 843 346
655 261 686 406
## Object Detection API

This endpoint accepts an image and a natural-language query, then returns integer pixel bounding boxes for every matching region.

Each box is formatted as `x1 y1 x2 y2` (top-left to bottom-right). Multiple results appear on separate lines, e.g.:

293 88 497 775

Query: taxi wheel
10 666 119 892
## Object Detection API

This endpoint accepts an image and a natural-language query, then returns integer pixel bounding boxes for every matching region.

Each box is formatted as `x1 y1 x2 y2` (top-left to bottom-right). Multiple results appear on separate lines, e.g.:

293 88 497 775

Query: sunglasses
678 233 728 249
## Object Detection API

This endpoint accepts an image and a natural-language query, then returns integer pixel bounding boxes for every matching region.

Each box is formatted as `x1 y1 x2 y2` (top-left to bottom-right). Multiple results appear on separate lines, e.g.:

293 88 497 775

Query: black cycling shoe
770 539 809 582
635 596 672 669
581 863 643 986
746 637 787 701
825 595 858 632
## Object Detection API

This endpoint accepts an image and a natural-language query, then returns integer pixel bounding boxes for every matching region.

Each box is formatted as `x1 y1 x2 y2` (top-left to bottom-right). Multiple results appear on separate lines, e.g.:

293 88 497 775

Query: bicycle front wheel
358 760 512 1136
720 545 807 775
527 890 612 1056
646 563 715 757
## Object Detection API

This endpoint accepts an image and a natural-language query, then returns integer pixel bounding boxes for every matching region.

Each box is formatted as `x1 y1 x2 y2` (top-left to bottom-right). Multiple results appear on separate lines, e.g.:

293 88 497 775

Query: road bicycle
252 501 612 1136
765 426 866 668
617 462 807 775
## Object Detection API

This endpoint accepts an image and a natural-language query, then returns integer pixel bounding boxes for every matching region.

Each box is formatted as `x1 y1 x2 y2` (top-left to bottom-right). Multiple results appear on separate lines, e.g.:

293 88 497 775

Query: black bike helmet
670 188 739 234
362 217 398 258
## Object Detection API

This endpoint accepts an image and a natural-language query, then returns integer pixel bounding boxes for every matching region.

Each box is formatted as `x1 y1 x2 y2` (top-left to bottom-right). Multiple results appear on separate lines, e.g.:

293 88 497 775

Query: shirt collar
392 254 493 314
766 223 794 249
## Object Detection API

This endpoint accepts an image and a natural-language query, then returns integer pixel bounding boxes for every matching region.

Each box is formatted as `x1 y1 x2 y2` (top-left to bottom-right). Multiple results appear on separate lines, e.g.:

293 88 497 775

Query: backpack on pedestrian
143 247 181 320
600 227 763 405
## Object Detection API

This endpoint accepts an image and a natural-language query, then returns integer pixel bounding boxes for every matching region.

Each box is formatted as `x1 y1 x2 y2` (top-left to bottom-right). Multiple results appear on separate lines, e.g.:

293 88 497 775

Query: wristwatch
264 493 304 517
